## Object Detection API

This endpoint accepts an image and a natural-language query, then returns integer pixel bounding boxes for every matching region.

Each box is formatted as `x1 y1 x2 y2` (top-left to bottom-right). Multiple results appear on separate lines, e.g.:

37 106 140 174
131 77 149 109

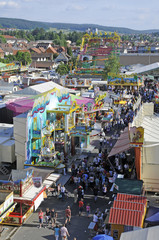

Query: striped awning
108 127 130 157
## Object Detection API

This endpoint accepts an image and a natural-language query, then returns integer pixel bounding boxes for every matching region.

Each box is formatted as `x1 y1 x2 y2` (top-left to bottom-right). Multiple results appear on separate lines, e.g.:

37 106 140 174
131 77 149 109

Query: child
86 203 91 218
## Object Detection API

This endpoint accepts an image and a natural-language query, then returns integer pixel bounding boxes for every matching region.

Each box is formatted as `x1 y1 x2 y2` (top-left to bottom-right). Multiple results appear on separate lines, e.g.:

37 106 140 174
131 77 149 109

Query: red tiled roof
109 208 143 227
108 193 147 227
113 200 145 213
30 48 41 54
3 35 16 39
116 193 147 205
38 47 46 53
46 46 57 54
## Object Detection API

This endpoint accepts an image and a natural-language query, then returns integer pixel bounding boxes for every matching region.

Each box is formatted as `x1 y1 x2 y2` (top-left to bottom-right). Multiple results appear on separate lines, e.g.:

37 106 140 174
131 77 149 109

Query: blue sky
0 0 159 30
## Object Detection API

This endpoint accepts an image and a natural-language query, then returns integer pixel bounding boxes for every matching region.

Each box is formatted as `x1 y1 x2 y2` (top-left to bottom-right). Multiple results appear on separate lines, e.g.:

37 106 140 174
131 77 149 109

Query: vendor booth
109 193 147 240
0 169 46 226
107 74 143 90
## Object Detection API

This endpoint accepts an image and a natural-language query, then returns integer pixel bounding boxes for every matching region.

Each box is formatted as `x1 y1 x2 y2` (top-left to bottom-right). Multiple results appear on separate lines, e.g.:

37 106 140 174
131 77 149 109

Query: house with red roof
45 46 57 55
30 47 42 54
2 35 17 44
108 193 147 240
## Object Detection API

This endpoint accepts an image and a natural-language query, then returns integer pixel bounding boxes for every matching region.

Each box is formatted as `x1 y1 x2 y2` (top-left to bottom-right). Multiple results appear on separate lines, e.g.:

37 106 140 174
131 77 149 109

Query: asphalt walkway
10 179 113 240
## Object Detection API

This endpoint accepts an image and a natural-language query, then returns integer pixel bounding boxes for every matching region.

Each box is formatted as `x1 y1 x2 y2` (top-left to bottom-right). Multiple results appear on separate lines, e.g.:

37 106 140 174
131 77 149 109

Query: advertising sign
32 177 42 188
129 126 144 145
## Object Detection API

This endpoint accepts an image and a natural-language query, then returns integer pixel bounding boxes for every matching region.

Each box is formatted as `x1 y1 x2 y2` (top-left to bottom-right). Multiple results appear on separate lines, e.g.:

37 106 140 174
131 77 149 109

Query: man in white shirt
60 224 70 240
93 212 98 223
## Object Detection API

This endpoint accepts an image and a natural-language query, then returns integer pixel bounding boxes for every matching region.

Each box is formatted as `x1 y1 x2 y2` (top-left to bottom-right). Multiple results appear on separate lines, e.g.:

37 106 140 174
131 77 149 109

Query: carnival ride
72 32 121 77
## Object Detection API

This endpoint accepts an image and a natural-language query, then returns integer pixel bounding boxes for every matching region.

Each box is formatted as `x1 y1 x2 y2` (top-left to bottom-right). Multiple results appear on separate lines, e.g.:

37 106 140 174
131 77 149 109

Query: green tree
76 39 82 46
67 47 72 57
104 53 120 79
15 51 32 65
0 35 6 43
56 63 69 75
22 52 32 65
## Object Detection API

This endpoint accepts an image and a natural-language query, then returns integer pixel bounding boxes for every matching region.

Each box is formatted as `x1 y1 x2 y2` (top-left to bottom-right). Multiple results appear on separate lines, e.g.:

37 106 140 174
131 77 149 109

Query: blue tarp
145 206 159 223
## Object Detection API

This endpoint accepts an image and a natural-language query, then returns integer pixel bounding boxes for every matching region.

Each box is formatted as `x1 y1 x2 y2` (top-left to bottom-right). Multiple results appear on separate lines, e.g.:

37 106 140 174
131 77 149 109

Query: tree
104 53 120 79
56 63 69 76
67 47 73 57
0 35 6 43
15 51 32 65
76 39 82 46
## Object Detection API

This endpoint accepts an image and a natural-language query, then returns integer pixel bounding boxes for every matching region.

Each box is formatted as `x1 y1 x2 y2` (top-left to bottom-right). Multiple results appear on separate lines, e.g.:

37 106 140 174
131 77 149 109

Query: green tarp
114 178 143 195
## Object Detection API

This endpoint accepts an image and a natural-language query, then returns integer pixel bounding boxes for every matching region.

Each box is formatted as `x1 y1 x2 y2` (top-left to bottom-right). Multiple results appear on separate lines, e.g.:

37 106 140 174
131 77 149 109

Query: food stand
0 169 46 226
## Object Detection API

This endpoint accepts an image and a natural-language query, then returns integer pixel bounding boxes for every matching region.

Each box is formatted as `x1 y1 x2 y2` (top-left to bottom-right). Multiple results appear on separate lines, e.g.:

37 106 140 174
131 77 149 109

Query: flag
114 183 119 191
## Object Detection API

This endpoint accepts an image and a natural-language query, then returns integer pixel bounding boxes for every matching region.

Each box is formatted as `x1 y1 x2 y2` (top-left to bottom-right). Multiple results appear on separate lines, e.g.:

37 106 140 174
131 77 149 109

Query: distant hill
0 17 159 34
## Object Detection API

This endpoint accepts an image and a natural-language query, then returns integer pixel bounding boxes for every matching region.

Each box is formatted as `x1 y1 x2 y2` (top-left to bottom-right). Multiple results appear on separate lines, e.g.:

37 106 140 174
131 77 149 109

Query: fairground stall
10 88 78 169
107 74 143 91
0 190 16 228
109 193 147 240
70 93 106 154
0 169 46 226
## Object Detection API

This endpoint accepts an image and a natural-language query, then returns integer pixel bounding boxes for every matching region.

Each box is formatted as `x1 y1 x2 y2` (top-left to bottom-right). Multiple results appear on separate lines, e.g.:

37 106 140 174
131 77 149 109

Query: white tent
120 226 159 240
12 81 69 96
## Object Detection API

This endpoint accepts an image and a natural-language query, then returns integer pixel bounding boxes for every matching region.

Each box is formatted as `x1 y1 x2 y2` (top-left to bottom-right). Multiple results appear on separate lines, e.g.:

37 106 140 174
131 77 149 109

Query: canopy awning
108 127 130 157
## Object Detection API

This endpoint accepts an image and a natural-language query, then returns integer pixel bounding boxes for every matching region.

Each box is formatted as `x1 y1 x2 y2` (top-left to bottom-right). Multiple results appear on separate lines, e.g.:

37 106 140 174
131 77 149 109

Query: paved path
10 181 113 240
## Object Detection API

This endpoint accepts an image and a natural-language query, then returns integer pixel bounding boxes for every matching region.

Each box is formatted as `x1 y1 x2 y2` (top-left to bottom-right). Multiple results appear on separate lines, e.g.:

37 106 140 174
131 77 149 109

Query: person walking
45 208 51 227
79 198 84 216
65 206 71 225
77 186 83 202
61 185 66 201
73 188 78 203
102 184 107 198
93 186 98 203
38 209 44 228
57 183 61 197
54 224 60 240
51 208 57 228
86 203 91 218
60 224 70 240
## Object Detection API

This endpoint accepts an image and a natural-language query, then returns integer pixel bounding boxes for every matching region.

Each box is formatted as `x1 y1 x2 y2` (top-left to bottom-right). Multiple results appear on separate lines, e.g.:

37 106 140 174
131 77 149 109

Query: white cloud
0 1 19 8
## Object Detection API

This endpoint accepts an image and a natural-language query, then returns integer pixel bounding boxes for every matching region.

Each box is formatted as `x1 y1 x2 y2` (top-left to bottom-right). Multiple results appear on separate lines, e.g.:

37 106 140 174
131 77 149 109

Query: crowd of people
37 83 158 239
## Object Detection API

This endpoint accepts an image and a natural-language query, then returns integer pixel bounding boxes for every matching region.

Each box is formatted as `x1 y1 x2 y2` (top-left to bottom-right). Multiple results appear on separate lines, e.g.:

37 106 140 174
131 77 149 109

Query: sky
0 0 159 30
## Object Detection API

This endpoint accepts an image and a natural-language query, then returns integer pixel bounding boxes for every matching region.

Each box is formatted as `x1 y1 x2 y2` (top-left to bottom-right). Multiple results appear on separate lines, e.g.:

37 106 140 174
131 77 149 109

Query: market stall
0 169 46 226
109 193 147 240
0 191 16 224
